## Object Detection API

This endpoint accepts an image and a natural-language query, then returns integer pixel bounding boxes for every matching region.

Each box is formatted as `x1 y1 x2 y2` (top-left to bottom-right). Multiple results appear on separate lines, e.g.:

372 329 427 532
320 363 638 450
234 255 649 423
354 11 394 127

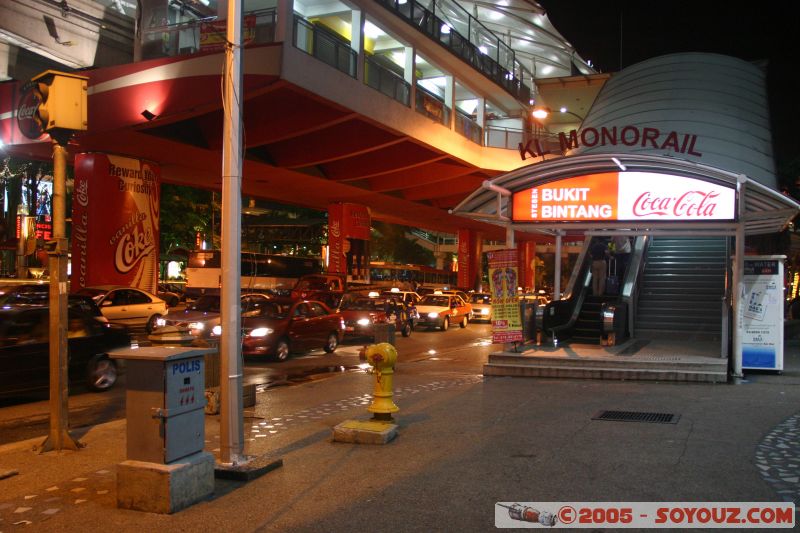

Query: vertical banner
457 229 482 290
327 203 370 277
71 154 160 294
488 249 522 343
740 255 785 371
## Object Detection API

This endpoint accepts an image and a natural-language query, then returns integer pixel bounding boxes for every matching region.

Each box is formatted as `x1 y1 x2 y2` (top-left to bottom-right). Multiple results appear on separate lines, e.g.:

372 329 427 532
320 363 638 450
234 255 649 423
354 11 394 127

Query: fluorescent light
364 21 384 39
479 45 488 54
441 24 451 34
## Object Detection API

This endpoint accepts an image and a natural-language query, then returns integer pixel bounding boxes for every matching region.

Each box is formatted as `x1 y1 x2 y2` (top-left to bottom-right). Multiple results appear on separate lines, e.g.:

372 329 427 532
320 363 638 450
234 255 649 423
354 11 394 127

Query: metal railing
376 0 531 105
293 16 357 78
485 126 562 153
140 8 276 60
455 110 482 144
364 55 411 106
415 85 450 125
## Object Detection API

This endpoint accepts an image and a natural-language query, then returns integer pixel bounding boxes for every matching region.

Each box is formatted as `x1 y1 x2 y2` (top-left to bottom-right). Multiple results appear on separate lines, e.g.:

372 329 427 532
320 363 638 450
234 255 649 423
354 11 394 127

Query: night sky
538 0 800 185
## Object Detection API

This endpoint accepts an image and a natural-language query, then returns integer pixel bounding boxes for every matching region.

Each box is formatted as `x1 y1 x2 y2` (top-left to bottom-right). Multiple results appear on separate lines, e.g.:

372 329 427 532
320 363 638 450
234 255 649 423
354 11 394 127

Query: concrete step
487 352 727 373
483 363 727 383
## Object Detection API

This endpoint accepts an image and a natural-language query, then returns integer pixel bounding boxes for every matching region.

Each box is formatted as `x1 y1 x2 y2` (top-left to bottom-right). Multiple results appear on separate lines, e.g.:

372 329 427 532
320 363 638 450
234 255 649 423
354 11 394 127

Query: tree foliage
370 221 435 265
158 184 213 254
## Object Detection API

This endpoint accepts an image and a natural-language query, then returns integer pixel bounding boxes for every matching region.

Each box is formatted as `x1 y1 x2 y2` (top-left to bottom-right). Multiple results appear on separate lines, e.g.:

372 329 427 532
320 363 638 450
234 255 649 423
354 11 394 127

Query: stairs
484 347 728 383
636 237 727 340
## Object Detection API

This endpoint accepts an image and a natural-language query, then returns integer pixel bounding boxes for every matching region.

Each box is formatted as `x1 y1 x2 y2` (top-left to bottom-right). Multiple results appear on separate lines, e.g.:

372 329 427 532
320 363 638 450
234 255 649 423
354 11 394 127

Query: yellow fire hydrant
365 342 399 421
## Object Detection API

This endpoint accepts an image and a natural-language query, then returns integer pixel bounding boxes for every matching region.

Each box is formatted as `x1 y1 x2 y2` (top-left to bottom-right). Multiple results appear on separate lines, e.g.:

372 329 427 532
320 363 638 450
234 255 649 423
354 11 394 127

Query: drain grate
592 410 680 424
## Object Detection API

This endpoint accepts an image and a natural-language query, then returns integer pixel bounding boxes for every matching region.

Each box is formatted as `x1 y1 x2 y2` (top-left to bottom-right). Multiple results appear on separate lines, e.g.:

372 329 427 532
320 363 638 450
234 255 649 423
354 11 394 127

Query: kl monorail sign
519 125 702 161
511 172 736 222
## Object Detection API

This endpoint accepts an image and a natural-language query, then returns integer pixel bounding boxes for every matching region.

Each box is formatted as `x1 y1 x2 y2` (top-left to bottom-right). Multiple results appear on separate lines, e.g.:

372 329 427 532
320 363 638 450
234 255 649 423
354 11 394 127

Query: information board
739 255 785 371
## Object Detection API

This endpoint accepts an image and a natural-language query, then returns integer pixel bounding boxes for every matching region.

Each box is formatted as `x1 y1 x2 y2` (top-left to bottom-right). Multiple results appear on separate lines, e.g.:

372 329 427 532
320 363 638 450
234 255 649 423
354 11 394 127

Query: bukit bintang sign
512 172 736 222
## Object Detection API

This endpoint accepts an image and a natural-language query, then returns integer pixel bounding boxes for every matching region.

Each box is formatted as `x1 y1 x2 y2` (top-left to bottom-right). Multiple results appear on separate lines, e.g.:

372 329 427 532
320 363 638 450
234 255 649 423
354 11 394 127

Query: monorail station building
1 1 797 380
455 53 800 381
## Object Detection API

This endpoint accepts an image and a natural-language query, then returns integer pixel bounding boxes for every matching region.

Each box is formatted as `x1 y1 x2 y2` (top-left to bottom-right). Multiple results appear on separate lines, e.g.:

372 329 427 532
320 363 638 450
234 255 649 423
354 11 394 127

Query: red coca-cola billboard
71 153 160 294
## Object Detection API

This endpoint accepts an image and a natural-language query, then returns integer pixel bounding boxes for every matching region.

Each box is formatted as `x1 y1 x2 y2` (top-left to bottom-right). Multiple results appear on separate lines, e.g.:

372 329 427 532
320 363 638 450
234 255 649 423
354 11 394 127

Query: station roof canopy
451 153 800 239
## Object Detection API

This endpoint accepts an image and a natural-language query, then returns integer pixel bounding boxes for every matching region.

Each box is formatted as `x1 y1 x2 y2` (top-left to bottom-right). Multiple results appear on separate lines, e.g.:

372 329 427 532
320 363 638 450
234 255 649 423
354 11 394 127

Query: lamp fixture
531 106 584 122
531 107 549 120
141 109 157 121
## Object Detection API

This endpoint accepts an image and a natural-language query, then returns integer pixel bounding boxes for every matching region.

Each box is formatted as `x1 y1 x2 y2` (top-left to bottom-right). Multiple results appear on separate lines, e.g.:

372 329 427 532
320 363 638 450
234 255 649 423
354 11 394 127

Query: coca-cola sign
512 171 736 222
617 172 735 221
16 81 44 140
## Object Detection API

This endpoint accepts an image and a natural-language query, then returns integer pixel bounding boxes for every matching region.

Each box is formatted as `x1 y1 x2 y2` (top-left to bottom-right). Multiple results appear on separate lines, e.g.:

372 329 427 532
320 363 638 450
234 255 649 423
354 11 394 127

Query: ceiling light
364 21 384 39
141 109 157 121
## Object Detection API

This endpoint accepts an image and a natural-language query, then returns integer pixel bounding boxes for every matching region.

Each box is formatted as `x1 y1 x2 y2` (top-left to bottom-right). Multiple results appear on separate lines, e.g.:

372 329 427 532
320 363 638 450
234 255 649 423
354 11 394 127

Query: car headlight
211 325 222 336
481 308 490 315
155 317 167 327
428 312 439 318
188 322 205 331
249 327 273 337
357 318 371 326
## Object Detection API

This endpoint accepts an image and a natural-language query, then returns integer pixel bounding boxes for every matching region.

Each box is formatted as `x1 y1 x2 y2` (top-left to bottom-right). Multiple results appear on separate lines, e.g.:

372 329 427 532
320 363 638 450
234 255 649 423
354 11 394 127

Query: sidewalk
1 342 799 532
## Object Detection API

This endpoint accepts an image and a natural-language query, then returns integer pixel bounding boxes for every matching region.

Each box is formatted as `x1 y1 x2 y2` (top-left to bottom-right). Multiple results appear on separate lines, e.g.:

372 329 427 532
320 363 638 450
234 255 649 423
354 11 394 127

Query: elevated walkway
484 338 727 383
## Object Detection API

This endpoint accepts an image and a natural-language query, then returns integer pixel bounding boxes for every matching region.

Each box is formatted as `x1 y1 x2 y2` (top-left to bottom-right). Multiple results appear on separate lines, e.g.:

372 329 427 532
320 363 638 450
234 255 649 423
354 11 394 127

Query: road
0 322 500 445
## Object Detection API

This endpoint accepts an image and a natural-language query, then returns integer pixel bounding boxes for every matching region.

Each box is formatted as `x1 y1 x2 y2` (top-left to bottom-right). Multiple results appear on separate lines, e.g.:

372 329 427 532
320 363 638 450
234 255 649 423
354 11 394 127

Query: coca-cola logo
329 220 341 238
75 178 89 207
110 212 154 274
115 224 155 274
16 82 45 140
632 190 720 218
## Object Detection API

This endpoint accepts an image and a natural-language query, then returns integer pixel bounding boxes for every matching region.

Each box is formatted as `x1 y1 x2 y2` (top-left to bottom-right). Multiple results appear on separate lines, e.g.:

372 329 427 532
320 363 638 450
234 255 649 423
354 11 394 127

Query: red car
240 298 344 361
338 293 413 339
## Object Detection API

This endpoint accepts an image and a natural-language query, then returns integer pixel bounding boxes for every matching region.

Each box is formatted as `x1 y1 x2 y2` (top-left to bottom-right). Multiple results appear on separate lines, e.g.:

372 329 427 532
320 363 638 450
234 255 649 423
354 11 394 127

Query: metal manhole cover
592 410 680 424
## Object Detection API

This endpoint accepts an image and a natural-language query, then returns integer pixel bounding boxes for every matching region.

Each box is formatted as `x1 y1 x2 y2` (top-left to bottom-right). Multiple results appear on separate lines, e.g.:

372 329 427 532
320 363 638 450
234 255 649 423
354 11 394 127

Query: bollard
365 342 399 421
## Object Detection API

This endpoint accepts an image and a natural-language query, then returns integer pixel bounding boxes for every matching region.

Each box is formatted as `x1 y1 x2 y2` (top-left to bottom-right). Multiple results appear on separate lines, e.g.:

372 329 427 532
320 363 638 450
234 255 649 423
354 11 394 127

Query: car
0 284 110 324
157 283 181 307
468 292 492 322
0 305 132 399
151 292 272 340
239 298 345 361
76 285 168 333
290 274 345 309
338 292 414 339
379 289 421 310
414 293 472 331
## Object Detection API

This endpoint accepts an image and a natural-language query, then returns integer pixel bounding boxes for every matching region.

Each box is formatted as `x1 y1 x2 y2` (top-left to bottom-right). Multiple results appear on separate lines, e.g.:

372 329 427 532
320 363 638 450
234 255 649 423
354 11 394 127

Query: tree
158 184 213 255
370 221 435 265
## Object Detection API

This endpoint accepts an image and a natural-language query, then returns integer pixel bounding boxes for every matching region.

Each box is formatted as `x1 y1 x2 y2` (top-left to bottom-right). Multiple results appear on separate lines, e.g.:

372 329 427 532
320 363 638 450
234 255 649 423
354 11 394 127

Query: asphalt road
0 322 498 445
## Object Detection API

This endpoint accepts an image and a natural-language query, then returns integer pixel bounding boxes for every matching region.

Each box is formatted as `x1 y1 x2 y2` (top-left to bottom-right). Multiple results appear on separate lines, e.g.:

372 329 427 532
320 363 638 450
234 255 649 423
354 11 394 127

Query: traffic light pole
41 130 79 452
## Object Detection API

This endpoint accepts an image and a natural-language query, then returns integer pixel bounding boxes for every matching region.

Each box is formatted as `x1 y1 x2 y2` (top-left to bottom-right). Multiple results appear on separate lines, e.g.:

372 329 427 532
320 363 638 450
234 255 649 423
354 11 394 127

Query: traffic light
31 70 88 132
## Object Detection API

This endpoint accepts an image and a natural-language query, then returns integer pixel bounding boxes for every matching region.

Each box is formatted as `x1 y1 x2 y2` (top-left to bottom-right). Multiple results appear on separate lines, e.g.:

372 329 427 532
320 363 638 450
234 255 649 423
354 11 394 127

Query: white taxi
414 293 472 331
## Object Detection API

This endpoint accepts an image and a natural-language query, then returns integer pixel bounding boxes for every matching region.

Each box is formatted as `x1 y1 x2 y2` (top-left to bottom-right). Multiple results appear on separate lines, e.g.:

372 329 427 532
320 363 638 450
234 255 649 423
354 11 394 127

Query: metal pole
554 231 562 301
41 133 78 452
731 176 746 378
220 0 244 465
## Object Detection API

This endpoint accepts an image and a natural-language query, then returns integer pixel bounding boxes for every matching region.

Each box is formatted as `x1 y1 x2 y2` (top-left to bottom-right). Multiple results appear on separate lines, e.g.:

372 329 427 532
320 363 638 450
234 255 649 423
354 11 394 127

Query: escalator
543 236 633 345
634 237 727 340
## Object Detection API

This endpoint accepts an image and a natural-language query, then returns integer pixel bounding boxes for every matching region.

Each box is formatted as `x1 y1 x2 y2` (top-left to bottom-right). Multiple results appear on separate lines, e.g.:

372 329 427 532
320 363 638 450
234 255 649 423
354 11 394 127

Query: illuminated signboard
511 172 736 222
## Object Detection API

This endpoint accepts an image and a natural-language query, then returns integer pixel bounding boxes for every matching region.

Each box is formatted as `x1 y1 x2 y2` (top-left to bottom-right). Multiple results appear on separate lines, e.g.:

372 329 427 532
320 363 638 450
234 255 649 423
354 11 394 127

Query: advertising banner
327 203 370 276
200 16 256 51
457 229 482 290
512 172 736 222
71 154 160 294
739 255 785 371
488 249 522 343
